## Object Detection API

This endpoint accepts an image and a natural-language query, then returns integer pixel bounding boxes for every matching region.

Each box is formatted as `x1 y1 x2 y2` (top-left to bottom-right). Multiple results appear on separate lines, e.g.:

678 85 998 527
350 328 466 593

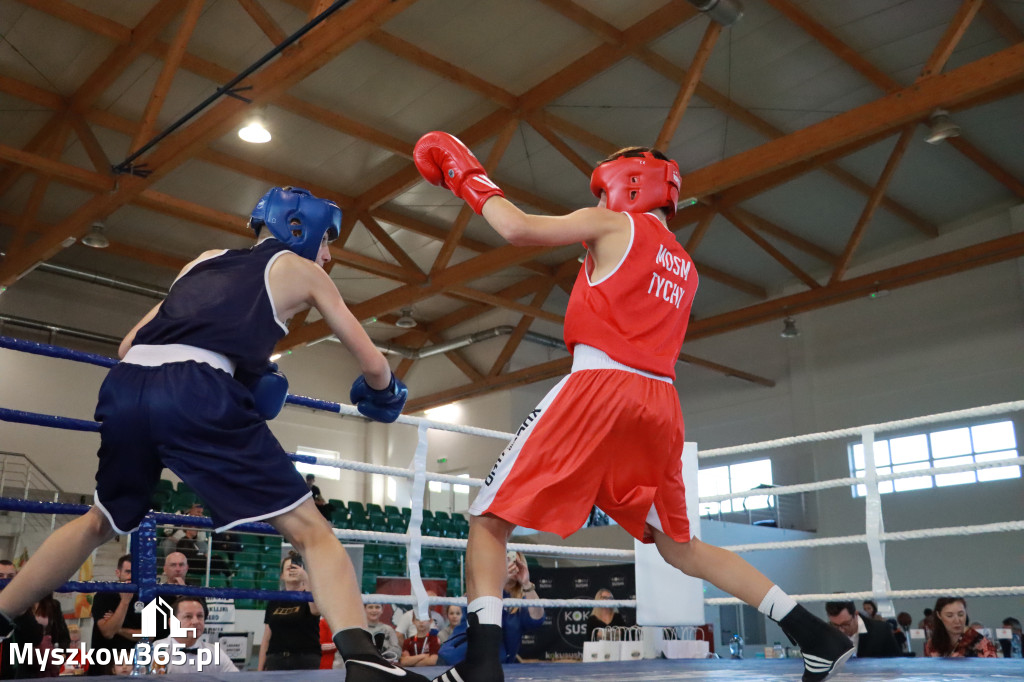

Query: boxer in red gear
414 132 854 682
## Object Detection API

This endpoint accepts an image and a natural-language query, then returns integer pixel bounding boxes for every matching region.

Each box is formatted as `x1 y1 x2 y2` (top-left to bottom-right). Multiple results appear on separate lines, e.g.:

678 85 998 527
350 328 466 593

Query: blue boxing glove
349 373 408 423
251 363 289 420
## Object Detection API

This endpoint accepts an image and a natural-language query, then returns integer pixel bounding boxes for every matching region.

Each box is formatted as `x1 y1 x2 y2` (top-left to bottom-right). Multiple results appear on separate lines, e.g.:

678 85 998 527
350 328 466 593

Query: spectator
89 554 141 676
400 615 439 667
305 475 334 522
318 618 341 670
438 551 544 666
365 603 401 661
999 617 1022 659
34 594 71 677
258 552 321 670
918 608 935 638
0 560 16 582
175 528 206 568
862 600 883 621
151 597 237 673
62 624 85 675
825 601 901 658
586 588 625 640
925 597 998 658
437 605 463 645
161 552 189 586
395 591 444 642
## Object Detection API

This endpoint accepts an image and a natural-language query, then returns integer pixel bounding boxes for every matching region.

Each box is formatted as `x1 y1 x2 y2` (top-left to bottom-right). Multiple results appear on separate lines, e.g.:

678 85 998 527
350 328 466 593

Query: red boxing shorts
470 345 690 544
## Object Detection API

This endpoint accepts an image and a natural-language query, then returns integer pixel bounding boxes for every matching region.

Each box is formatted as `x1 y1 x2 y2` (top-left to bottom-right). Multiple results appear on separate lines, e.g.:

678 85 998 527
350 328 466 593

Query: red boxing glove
413 131 505 215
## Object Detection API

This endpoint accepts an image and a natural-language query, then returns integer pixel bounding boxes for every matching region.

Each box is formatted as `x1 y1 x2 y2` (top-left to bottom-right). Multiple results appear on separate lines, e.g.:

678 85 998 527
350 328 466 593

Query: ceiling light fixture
238 112 271 144
780 317 800 339
924 109 961 145
395 309 417 329
686 0 744 26
82 223 110 249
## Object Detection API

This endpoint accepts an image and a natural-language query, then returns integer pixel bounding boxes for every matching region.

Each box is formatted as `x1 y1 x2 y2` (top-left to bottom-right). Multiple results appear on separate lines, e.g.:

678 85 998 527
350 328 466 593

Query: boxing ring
1 335 1022 680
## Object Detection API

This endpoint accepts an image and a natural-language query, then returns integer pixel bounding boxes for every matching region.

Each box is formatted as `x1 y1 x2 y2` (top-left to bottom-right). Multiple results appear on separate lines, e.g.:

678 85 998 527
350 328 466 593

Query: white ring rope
698 455 1024 503
705 586 1024 606
330 403 514 441
699 400 1024 458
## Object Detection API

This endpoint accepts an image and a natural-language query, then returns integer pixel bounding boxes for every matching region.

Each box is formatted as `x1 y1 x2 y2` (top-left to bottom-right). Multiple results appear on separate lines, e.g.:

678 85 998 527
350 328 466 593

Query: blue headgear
249 186 341 261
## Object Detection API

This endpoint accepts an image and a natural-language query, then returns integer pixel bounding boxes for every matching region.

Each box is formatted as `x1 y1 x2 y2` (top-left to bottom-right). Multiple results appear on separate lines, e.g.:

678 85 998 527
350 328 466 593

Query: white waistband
571 344 673 383
122 344 236 375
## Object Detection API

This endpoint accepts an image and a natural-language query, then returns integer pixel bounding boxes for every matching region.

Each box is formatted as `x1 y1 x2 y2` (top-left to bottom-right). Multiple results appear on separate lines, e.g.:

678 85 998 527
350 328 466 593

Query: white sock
757 585 796 621
467 596 503 627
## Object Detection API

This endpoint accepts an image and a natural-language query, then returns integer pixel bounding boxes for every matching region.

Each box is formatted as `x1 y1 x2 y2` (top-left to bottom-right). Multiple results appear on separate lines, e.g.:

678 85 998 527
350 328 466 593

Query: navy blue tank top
133 240 292 376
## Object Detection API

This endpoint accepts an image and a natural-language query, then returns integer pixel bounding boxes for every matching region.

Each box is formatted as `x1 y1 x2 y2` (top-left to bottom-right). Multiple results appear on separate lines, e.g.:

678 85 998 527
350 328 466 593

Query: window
428 473 471 512
699 459 774 517
294 446 341 480
849 420 1019 497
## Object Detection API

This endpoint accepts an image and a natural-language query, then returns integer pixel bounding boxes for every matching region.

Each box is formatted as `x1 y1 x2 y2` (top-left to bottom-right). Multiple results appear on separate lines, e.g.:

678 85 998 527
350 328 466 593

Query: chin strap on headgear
249 186 341 261
590 152 682 219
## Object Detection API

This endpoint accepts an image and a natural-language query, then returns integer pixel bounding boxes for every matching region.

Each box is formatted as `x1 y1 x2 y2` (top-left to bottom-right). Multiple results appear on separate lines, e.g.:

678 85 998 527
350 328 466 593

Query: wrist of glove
349 373 408 424
413 131 504 215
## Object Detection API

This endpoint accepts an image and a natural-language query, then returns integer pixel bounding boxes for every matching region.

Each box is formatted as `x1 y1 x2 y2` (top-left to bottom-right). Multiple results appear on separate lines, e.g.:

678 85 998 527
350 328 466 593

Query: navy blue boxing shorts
92 361 311 533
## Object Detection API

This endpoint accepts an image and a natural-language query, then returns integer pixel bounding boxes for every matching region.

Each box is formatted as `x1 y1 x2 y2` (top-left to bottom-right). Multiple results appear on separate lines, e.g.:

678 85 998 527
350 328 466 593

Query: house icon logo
133 597 196 639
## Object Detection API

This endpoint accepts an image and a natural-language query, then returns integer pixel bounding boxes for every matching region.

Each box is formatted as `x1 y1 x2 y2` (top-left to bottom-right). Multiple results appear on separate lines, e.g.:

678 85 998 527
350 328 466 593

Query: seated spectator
305 474 334 522
365 603 401 661
0 560 16 583
586 588 625 639
151 597 238 673
825 600 900 658
438 551 544 666
161 551 189 586
62 624 85 675
999 617 1022 659
89 554 141 676
437 605 462 645
918 608 935 638
400 615 439 667
395 591 444 641
862 600 882 621
258 552 321 671
34 594 71 677
925 597 998 658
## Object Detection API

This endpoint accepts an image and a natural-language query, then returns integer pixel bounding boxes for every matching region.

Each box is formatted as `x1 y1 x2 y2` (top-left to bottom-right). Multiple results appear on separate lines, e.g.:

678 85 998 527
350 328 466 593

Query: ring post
135 515 159 607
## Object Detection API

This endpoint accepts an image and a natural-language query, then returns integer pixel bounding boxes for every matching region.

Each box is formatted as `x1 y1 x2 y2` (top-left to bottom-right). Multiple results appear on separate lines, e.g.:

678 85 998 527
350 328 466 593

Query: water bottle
773 642 784 658
729 634 744 659
129 641 150 676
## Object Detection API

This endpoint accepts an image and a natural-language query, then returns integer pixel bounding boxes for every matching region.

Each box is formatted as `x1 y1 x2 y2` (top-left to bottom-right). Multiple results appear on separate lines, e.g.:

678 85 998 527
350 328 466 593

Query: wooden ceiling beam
68 113 111 174
980 2 1024 44
655 20 722 150
679 43 1024 201
7 130 67 254
237 0 288 44
358 212 424 275
445 286 564 325
684 211 716 254
366 31 519 110
721 207 820 289
829 126 915 284
10 0 131 43
406 357 572 413
765 0 1022 208
488 281 557 377
525 119 593 178
0 0 416 285
0 143 112 193
691 261 766 299
130 0 205 154
728 207 838 266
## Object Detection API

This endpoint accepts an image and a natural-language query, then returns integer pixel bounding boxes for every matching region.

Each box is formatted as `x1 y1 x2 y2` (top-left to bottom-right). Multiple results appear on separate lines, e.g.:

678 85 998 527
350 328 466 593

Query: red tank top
563 212 698 379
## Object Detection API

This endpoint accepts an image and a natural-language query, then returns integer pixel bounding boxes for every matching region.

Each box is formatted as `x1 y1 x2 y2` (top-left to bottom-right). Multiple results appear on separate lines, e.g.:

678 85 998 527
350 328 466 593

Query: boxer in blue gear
0 187 425 682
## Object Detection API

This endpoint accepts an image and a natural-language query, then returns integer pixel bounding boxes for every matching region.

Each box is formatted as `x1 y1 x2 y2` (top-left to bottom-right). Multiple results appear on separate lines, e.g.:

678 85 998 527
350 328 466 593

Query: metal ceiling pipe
686 0 744 26
0 314 122 345
0 251 167 300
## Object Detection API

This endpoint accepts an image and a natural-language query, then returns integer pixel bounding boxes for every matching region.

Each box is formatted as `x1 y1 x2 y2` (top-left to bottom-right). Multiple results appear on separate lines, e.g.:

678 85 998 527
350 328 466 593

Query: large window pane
972 421 1016 453
975 450 1022 482
889 434 928 464
295 446 341 480
934 455 976 487
892 463 933 492
930 427 972 459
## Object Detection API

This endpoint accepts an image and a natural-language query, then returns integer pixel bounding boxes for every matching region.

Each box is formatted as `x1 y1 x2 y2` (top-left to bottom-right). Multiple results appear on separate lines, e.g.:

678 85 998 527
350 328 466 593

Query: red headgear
590 151 682 218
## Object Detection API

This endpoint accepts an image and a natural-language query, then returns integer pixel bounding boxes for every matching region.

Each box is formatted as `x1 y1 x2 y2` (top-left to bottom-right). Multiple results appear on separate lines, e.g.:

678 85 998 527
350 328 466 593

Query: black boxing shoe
779 605 856 682
334 627 430 682
431 613 503 682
